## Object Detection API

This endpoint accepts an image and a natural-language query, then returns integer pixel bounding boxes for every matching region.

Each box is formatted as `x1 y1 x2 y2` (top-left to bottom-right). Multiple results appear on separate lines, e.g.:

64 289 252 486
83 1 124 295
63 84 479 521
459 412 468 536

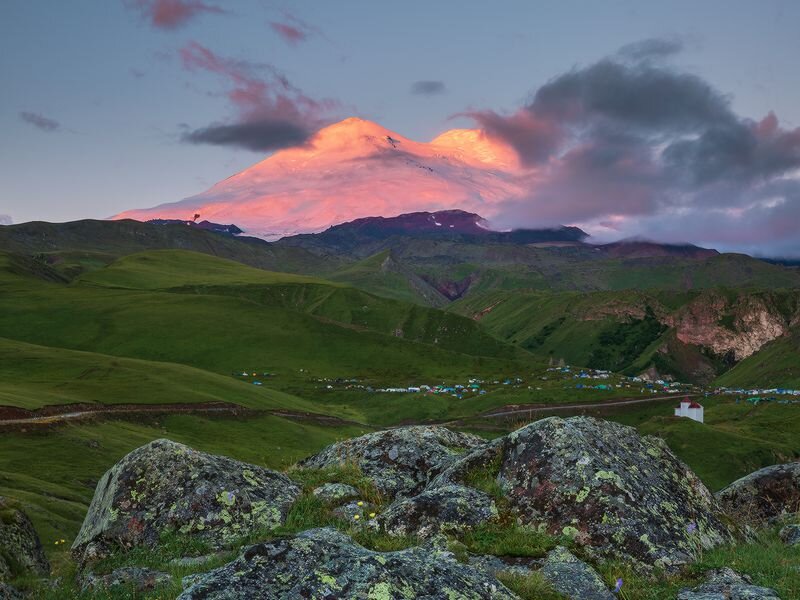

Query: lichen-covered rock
177 527 517 599
378 485 498 538
71 439 301 559
495 417 732 568
428 439 505 490
298 426 485 498
0 496 49 580
538 546 614 600
779 523 800 546
81 567 172 593
0 583 22 600
716 462 800 525
331 500 375 523
312 482 359 503
676 567 781 599
467 554 540 578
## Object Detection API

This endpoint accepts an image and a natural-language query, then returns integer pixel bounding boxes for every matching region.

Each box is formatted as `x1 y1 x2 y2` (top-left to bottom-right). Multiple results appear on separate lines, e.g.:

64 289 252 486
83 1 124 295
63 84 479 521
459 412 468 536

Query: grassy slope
714 330 800 388
0 218 343 279
0 250 533 383
75 249 330 289
0 415 369 554
0 337 319 412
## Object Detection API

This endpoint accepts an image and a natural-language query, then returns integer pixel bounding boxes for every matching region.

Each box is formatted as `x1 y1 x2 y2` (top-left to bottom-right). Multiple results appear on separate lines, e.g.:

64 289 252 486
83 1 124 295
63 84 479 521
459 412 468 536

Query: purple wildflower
227 491 235 503
613 578 623 593
687 522 697 534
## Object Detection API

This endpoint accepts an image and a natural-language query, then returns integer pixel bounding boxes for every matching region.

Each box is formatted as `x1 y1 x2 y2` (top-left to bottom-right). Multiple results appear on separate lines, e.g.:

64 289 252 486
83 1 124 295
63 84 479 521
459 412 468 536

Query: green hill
0 219 343 279
0 337 317 412
0 250 534 383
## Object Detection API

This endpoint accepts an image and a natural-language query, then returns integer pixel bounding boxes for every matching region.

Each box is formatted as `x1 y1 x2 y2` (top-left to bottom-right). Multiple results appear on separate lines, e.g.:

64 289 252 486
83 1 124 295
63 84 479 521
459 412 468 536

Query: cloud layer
178 42 338 152
465 39 800 256
19 111 60 132
411 80 446 96
124 0 224 30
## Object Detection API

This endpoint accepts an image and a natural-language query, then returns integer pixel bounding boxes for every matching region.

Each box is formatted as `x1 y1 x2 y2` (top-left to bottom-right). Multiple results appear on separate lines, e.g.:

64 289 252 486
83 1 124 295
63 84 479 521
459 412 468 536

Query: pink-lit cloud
178 42 338 151
270 22 307 45
124 0 225 30
464 39 800 256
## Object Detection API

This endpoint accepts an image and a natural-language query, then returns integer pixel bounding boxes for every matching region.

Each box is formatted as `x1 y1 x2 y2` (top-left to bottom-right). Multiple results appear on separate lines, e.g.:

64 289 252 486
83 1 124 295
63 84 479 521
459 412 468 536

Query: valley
1 216 799 598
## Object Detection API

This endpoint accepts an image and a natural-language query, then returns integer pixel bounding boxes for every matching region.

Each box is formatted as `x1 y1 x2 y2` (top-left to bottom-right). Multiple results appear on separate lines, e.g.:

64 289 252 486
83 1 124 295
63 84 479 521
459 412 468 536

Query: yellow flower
369 512 376 518
357 501 364 507
54 540 60 545
60 539 66 544
353 514 360 520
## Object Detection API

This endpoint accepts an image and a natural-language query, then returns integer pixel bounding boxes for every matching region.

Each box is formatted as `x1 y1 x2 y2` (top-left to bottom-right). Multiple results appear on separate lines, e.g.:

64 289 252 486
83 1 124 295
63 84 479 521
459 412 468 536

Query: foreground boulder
538 546 614 600
71 439 301 559
444 417 732 568
178 527 516 599
716 461 800 525
677 567 781 599
378 484 498 538
298 426 485 498
0 497 49 580
0 584 22 600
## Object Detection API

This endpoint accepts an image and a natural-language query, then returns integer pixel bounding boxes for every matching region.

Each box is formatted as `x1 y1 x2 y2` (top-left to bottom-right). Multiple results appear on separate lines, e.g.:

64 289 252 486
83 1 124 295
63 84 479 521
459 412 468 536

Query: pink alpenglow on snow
113 118 532 239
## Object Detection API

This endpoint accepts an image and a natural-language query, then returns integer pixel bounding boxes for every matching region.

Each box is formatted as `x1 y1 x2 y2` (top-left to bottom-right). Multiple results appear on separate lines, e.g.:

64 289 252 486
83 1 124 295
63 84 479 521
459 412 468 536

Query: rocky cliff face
667 292 795 361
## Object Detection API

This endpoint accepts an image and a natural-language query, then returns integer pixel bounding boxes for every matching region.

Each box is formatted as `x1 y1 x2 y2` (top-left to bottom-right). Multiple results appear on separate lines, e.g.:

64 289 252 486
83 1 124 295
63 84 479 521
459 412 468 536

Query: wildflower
687 522 697 534
54 540 60 545
353 514 360 520
613 578 623 594
357 501 364 507
60 539 66 544
369 512 376 518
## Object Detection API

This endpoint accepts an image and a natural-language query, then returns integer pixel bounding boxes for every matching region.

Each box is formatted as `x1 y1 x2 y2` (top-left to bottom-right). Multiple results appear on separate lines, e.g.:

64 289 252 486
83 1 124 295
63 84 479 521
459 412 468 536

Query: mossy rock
178 527 518 599
298 426 485 499
716 461 800 526
0 497 49 581
71 439 301 561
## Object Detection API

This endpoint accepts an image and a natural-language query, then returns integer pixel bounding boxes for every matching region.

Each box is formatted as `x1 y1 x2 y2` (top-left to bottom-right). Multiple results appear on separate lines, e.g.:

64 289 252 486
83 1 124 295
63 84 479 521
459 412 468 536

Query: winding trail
0 402 366 430
477 393 702 419
0 393 701 431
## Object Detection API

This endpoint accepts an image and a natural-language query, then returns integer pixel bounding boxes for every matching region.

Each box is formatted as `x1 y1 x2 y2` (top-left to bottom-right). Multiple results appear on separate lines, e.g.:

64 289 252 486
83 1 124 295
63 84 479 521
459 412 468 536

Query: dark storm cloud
182 119 311 152
411 80 447 96
178 42 338 152
124 0 225 30
19 111 60 132
465 39 800 255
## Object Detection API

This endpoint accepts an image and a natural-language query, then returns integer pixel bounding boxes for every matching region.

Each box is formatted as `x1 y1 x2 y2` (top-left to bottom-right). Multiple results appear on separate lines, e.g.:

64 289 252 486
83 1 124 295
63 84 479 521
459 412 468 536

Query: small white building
674 398 704 423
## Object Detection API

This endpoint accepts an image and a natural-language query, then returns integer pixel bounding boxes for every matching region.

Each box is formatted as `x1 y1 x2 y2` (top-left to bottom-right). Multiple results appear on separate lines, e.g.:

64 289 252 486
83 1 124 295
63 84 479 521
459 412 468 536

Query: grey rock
0 496 49 580
0 584 22 600
331 500 375 524
379 484 498 538
311 482 359 503
677 567 781 599
716 462 800 525
779 523 800 546
539 546 614 600
81 567 172 592
298 426 485 498
494 417 733 568
467 554 540 578
169 552 226 567
177 527 518 599
71 439 301 560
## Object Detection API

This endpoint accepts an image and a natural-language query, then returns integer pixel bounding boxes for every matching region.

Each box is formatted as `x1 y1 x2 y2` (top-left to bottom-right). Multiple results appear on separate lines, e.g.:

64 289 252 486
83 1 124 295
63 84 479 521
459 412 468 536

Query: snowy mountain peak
114 117 526 239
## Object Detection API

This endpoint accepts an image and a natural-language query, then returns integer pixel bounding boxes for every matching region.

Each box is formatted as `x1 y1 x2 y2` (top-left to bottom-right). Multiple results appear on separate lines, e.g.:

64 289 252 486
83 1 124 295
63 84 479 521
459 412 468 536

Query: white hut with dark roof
674 397 704 423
